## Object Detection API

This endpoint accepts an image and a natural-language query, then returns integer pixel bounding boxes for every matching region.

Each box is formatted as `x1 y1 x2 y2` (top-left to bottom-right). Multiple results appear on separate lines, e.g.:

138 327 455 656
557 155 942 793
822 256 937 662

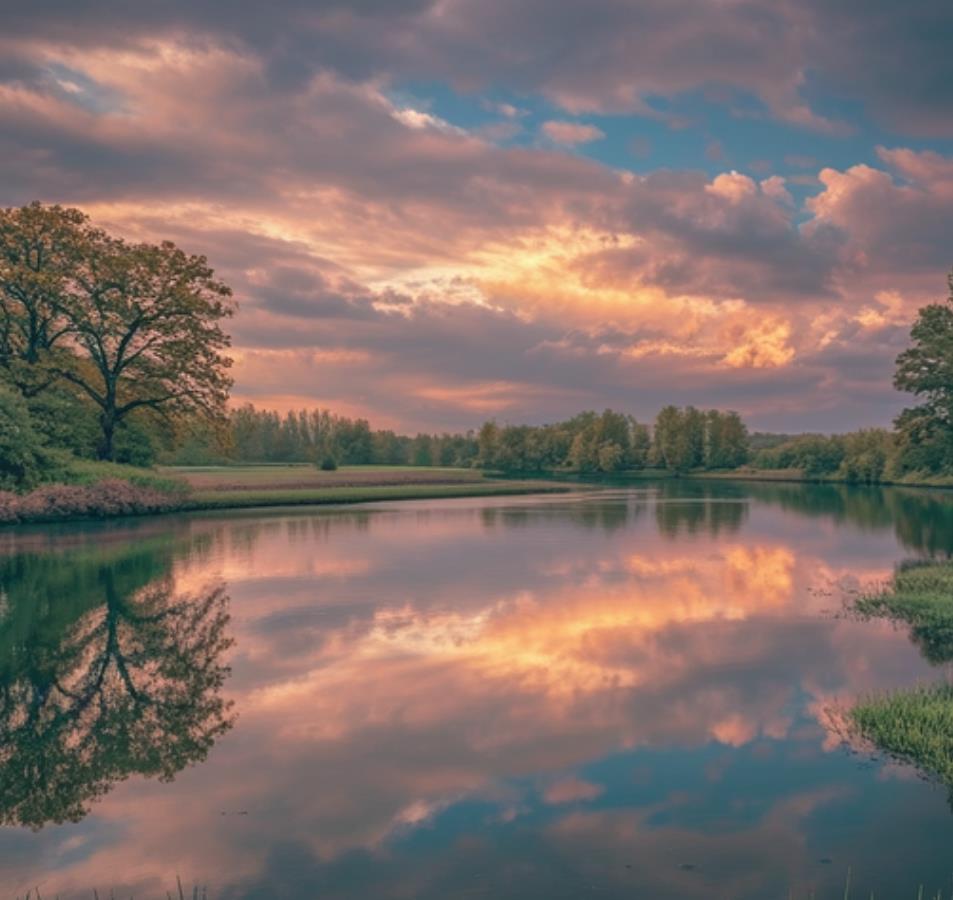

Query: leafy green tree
794 435 845 476
56 235 234 460
654 406 704 472
0 384 49 490
477 421 500 469
628 420 651 468
597 441 624 472
705 410 749 469
0 203 87 396
653 406 682 470
894 271 953 474
411 433 435 466
840 429 892 484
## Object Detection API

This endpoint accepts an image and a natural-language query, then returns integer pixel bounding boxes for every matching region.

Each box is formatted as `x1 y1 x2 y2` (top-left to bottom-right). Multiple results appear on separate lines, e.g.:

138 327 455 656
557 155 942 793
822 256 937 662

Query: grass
851 560 953 665
851 685 953 793
183 479 570 510
845 560 953 795
697 467 953 490
52 456 187 494
0 463 573 525
158 464 570 511
160 464 484 492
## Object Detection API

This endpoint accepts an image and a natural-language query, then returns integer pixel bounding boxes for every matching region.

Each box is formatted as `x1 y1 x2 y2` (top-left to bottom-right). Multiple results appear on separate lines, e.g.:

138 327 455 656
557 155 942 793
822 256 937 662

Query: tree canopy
893 270 953 475
0 203 235 460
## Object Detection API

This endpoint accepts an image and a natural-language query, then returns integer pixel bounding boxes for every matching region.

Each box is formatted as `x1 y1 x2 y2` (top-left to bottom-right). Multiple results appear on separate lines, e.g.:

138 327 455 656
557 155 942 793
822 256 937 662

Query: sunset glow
2 3 951 430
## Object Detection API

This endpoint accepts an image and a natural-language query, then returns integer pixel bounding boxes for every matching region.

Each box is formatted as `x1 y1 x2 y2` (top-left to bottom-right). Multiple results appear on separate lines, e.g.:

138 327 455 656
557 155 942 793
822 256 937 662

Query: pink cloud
541 120 605 145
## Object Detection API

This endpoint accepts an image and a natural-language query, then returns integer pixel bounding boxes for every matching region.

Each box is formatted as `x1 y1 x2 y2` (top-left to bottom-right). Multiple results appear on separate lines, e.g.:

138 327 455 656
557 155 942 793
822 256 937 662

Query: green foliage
0 203 88 395
319 455 338 471
0 203 236 461
750 429 894 483
221 403 479 467
893 270 953 476
847 557 953 800
0 384 52 490
850 685 953 799
704 409 749 469
752 434 844 476
839 428 892 484
475 410 653 474
652 406 747 473
853 560 953 665
25 383 99 457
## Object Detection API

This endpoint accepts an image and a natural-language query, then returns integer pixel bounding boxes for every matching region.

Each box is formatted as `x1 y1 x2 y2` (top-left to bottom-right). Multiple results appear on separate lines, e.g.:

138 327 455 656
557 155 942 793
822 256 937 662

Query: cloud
541 120 605 146
3 0 951 135
0 25 948 431
807 147 953 278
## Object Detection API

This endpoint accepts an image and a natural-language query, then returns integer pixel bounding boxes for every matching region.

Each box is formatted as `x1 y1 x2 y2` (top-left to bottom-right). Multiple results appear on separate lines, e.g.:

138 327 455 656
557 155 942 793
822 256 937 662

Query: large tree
60 232 235 460
0 203 235 461
0 203 86 395
894 269 953 473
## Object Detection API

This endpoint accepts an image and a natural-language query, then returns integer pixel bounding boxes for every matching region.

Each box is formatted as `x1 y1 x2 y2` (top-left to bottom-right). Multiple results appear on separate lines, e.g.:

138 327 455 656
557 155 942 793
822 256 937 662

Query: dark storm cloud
4 0 951 133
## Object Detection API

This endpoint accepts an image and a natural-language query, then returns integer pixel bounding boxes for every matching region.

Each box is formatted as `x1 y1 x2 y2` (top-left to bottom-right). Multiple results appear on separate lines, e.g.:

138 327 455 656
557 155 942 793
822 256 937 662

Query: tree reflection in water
0 539 234 830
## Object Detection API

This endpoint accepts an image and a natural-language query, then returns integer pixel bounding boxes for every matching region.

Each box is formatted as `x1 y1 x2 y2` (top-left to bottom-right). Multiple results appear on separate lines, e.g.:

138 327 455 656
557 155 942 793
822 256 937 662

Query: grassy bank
852 560 953 665
851 685 953 792
1 464 572 525
167 464 570 510
696 466 953 490
846 561 953 794
490 464 953 490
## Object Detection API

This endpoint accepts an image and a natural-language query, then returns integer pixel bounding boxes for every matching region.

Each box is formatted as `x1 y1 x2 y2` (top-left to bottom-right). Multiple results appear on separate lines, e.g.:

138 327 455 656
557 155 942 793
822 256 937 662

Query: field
161 464 484 492
158 464 570 511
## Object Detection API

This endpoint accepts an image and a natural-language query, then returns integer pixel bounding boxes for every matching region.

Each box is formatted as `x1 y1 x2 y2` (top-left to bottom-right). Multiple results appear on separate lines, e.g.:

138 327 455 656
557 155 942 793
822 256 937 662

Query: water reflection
0 535 234 830
2 484 953 898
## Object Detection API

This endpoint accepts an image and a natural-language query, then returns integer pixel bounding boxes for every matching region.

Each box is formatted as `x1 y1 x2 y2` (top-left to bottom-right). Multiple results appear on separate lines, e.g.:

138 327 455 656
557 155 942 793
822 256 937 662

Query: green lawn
160 463 483 492
156 464 570 511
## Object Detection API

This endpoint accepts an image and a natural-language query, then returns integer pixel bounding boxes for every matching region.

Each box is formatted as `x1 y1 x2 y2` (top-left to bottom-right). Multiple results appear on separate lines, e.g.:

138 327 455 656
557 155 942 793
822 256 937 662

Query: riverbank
696 467 953 489
0 464 574 525
504 465 953 491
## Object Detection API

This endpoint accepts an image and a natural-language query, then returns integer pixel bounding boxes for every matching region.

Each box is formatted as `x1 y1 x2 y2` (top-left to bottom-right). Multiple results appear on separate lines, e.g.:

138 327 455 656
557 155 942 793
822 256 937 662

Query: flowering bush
0 479 188 524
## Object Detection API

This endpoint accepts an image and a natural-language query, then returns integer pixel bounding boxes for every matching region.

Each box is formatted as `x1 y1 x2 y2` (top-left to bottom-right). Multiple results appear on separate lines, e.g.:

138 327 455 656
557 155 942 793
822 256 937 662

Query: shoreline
500 467 953 492
7 463 953 528
0 479 576 527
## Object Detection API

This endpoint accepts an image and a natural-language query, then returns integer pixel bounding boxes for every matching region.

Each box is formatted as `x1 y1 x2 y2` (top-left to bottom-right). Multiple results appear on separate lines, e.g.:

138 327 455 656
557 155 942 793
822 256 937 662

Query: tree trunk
97 412 115 461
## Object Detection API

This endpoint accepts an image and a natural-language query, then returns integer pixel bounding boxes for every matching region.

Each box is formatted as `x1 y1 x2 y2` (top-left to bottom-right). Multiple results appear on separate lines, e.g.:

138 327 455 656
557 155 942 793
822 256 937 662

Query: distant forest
164 403 907 486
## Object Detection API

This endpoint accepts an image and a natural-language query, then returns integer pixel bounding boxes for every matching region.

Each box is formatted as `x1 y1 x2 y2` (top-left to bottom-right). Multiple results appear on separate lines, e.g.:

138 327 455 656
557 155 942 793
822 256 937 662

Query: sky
2 0 952 433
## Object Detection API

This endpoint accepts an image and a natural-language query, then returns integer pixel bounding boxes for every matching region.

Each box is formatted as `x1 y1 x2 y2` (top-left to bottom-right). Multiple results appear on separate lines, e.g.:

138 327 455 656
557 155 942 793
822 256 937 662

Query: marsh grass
851 685 953 789
851 560 953 665
845 559 953 797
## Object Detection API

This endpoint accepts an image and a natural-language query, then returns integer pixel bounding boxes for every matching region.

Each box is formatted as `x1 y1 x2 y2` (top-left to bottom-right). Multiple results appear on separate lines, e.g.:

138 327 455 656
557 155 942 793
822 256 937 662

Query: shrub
0 385 50 491
0 478 188 524
319 455 338 471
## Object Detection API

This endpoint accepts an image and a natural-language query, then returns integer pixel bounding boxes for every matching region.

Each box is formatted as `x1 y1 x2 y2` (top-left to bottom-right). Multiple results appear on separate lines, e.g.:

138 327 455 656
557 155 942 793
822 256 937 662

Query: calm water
3 481 953 899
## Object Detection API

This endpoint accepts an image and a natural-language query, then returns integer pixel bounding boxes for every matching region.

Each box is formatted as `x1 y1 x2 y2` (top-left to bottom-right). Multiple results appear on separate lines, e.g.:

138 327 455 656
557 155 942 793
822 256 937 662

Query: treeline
475 407 747 473
171 405 480 468
168 404 751 474
750 431 893 483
